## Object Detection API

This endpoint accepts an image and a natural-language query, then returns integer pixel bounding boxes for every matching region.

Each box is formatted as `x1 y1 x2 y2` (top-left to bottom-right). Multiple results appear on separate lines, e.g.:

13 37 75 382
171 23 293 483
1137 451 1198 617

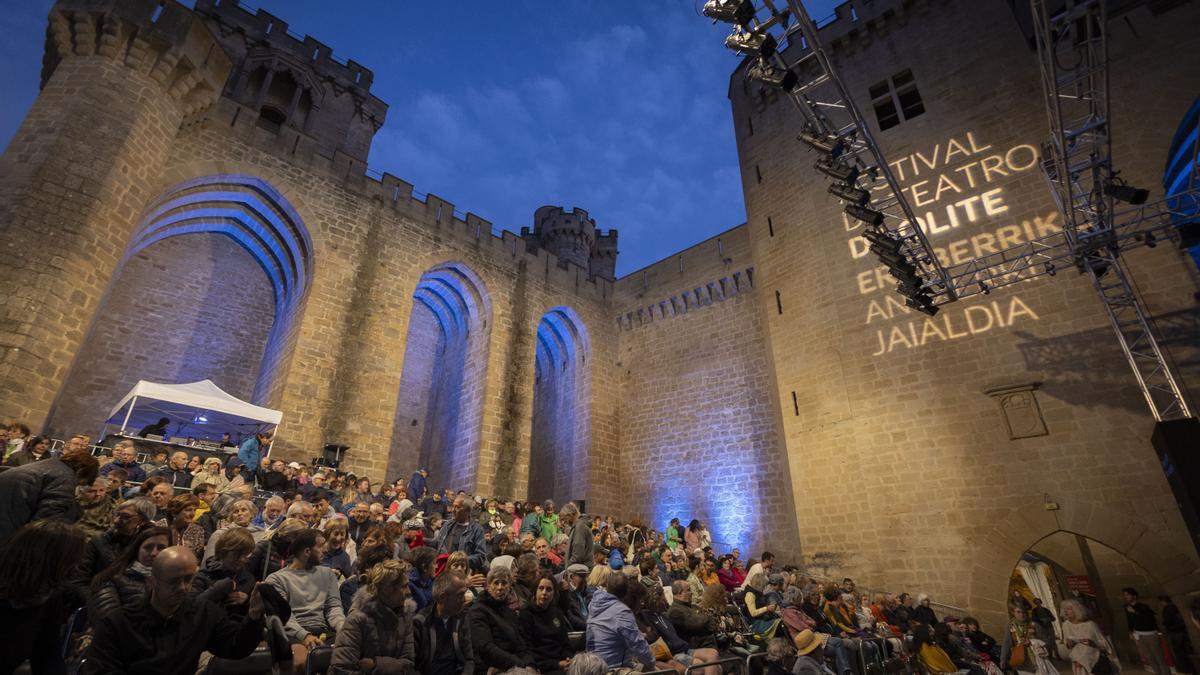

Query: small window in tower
870 69 925 131
257 106 286 134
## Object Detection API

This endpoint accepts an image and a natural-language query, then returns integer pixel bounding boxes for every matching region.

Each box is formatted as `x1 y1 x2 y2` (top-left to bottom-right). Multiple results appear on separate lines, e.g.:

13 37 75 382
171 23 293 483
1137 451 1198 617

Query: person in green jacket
519 502 542 539
538 500 560 541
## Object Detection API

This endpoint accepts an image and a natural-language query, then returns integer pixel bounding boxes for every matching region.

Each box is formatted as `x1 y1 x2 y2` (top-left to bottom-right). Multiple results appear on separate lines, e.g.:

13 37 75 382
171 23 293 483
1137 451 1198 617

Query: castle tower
0 0 231 426
521 205 619 280
192 0 387 162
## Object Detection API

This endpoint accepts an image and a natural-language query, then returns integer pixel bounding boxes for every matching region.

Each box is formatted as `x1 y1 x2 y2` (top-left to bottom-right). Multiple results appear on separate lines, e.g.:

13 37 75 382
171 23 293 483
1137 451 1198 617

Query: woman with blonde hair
1061 599 1119 675
331 558 415 673
587 562 612 590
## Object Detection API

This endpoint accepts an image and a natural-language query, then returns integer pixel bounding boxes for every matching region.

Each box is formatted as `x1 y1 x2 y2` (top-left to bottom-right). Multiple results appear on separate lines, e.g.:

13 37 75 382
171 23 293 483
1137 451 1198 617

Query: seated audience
320 518 353 579
6 433 51 466
165 493 206 561
0 521 88 675
76 476 114 536
268 527 347 672
69 496 155 603
413 570 475 674
332 558 416 673
90 526 172 621
519 571 575 674
469 565 534 671
192 456 230 493
409 545 438 611
152 450 194 489
560 563 592 631
82 546 266 672
204 498 265 562
190 526 257 617
586 570 656 671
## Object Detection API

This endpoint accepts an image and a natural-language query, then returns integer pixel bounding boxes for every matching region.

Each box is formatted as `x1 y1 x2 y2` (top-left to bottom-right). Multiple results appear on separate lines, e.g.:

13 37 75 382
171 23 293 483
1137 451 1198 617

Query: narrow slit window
792 391 800 416
775 290 783 314
767 216 774 237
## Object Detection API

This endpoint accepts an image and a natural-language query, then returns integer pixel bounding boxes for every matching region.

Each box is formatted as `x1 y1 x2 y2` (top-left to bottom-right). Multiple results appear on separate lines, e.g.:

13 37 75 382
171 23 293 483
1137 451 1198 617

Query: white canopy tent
104 379 282 441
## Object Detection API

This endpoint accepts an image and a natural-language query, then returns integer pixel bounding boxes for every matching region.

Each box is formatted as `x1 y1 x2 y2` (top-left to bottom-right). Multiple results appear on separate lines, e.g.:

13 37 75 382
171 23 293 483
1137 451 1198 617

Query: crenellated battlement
193 0 374 93
521 205 619 281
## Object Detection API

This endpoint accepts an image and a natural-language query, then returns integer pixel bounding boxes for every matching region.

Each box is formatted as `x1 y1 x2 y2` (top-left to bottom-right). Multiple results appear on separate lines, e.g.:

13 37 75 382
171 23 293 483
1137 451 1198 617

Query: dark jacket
467 592 532 671
81 595 263 674
409 571 434 611
559 585 591 631
68 529 138 605
565 520 594 567
884 605 912 633
518 601 574 673
0 457 82 544
260 470 291 492
100 459 146 483
913 604 940 627
5 448 48 467
413 603 474 675
90 565 150 623
0 593 69 675
407 472 427 501
330 596 415 674
667 598 718 649
151 465 193 489
190 559 257 617
248 536 287 581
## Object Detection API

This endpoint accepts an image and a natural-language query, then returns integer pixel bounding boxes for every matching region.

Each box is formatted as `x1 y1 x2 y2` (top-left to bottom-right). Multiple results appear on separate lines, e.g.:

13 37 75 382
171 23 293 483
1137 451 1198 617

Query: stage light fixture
1045 263 1056 276
747 58 798 92
905 296 939 316
845 203 884 226
814 157 859 183
725 29 777 57
1142 231 1157 248
1104 179 1149 205
798 130 845 158
979 281 990 295
703 0 755 26
828 181 870 205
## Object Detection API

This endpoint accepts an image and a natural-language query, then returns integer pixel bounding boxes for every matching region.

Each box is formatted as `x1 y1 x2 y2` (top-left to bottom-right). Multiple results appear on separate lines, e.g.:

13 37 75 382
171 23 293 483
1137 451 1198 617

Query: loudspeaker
320 443 349 469
1152 418 1200 557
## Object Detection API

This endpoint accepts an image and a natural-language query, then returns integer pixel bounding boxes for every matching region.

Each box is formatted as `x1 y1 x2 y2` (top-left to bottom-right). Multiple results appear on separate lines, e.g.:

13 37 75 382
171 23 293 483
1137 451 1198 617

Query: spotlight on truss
747 58 798 91
905 296 939 316
814 157 859 183
703 0 755 26
798 130 845 157
845 203 884 227
1104 179 1149 205
725 29 778 57
829 182 870 206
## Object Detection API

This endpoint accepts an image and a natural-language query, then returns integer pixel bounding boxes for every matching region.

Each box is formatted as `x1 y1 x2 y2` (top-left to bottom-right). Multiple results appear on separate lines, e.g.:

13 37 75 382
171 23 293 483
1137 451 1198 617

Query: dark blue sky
0 0 840 277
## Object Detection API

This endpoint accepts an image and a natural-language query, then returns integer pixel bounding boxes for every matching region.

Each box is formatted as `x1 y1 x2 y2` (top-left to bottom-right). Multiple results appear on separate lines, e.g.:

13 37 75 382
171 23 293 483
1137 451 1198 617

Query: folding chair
305 645 333 675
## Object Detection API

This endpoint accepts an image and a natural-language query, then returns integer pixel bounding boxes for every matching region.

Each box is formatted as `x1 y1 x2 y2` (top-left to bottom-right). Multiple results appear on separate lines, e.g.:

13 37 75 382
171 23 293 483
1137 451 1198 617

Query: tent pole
265 433 275 459
120 396 136 435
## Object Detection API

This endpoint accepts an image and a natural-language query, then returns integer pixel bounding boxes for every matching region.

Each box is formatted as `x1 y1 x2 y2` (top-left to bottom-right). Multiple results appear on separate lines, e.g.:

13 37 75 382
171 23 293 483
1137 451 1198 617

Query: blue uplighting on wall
1164 98 1200 269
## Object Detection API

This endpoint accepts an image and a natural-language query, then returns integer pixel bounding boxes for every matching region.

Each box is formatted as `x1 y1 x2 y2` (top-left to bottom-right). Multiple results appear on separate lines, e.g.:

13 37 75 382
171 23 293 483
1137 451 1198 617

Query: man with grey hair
560 501 593 568
254 495 287 530
69 496 156 604
99 440 145 482
152 450 193 489
287 500 319 527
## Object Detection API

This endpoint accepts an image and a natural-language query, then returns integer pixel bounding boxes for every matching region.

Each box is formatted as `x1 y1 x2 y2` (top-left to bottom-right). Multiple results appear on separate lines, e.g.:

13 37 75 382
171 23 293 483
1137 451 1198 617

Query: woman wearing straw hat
793 629 835 675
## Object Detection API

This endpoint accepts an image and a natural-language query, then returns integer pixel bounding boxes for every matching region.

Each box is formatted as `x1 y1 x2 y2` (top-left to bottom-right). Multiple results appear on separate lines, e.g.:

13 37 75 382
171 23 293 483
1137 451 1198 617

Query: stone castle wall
729 0 1200 630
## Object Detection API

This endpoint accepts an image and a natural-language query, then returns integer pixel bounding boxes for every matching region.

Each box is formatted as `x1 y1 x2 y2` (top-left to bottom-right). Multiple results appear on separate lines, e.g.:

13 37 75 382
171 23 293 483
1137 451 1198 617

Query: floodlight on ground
725 29 778 57
828 181 870 205
703 0 755 26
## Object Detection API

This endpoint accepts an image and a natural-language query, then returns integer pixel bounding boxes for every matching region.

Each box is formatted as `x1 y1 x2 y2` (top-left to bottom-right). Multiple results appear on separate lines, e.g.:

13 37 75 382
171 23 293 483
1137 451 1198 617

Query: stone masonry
1 0 1197 631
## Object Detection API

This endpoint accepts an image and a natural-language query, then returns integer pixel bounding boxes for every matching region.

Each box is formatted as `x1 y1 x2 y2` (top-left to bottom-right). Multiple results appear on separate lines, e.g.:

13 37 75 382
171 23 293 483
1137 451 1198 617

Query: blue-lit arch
529 306 591 504
388 261 492 491
1164 97 1200 269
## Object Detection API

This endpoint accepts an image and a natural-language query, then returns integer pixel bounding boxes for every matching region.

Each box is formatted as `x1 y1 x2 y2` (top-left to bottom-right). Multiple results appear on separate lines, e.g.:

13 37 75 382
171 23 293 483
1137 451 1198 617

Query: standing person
561 502 593 568
539 500 560 541
435 498 488 571
1001 602 1040 675
0 521 88 675
331 558 416 673
238 431 272 484
1124 587 1170 675
408 467 428 502
1161 596 1194 674
0 449 99 544
82 546 266 673
269 528 346 672
1031 597 1059 661
1061 598 1119 675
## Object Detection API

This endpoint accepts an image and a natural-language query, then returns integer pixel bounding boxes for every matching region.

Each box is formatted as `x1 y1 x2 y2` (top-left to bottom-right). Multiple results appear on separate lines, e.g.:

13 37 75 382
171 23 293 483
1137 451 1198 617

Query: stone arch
528 306 592 505
47 174 313 437
388 261 492 493
965 498 1199 633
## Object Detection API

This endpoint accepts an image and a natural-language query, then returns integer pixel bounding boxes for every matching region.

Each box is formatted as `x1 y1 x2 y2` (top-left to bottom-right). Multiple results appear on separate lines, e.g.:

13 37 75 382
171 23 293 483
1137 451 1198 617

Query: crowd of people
1 423 1198 675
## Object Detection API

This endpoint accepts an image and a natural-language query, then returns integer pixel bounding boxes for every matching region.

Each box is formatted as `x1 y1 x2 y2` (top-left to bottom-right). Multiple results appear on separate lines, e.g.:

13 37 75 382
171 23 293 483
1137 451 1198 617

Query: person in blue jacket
237 432 272 485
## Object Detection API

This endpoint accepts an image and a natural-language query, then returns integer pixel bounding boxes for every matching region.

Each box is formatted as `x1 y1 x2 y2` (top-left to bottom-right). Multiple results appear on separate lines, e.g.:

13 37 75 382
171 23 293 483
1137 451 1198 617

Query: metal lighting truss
1030 0 1192 421
712 0 956 306
707 0 1198 420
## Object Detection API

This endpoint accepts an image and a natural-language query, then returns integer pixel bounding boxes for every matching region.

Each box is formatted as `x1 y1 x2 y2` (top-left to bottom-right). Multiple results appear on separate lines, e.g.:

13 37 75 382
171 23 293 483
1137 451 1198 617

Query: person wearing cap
793 629 836 675
559 563 592 631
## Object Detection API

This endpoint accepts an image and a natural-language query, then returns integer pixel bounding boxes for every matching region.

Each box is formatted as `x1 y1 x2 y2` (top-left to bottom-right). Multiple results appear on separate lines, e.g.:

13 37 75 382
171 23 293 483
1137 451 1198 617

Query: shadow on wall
388 262 492 493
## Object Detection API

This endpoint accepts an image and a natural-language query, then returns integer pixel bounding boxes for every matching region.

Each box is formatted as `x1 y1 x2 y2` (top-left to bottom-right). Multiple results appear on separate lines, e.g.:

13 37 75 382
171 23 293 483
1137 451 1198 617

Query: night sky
0 0 842 276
